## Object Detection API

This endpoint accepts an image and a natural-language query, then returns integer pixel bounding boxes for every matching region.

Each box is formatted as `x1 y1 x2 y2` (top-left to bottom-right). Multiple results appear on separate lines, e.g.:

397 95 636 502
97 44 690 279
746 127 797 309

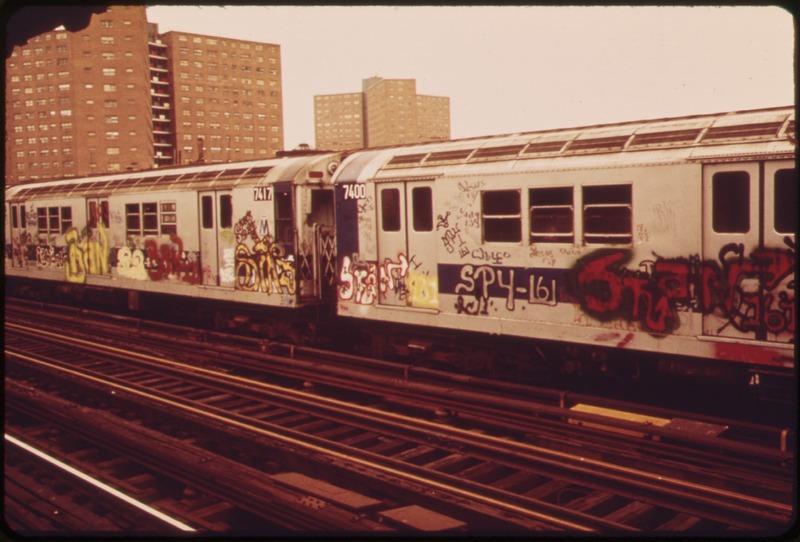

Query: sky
145 5 795 151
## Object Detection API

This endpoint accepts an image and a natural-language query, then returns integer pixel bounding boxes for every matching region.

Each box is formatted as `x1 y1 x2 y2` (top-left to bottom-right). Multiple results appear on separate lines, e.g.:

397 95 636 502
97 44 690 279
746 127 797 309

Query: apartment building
160 30 283 166
6 6 152 184
5 5 284 185
314 77 450 151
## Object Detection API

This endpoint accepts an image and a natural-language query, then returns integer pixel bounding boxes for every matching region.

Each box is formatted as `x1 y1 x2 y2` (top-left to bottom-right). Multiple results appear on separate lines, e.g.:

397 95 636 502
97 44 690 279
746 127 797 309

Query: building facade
314 77 450 151
6 6 153 184
313 92 365 151
160 30 283 166
5 6 284 185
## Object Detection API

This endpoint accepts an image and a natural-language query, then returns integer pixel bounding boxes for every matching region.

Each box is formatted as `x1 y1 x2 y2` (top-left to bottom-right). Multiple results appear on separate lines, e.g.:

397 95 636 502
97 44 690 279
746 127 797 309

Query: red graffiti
144 235 201 285
573 241 795 337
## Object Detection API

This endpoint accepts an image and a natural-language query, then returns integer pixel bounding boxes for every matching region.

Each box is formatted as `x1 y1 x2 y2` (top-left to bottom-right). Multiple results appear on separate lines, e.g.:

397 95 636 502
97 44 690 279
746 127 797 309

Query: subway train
5 106 796 394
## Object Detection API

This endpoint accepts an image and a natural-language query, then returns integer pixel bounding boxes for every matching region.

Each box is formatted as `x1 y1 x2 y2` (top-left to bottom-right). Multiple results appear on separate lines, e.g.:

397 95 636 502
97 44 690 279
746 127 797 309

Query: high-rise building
313 92 365 151
314 77 450 151
6 6 152 184
159 30 283 166
5 6 284 185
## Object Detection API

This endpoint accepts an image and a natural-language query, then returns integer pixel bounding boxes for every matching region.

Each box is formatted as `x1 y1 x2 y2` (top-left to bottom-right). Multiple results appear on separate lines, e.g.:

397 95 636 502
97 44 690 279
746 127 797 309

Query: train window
275 185 294 254
160 202 177 235
530 187 573 243
100 200 109 229
774 168 797 234
142 203 158 235
309 190 334 226
11 205 19 228
88 201 98 229
20 205 26 228
34 206 72 235
37 208 47 231
381 188 401 232
87 200 109 229
712 172 749 233
219 195 233 229
48 207 60 233
582 185 632 244
60 207 72 233
412 187 433 232
482 190 522 243
201 195 214 229
126 203 141 235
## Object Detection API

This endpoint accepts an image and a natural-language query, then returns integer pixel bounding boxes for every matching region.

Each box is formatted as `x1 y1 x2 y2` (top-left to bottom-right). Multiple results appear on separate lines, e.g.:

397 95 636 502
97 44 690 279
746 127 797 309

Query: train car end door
702 161 796 344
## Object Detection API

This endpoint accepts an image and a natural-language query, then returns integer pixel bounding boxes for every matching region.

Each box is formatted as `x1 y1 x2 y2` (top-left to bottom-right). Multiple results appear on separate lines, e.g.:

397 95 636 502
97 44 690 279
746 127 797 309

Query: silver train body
5 106 796 376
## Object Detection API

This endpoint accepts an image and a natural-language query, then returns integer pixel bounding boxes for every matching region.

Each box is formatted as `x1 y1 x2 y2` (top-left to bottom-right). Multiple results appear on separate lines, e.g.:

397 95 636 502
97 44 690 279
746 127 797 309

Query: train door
702 160 796 343
8 202 27 268
198 191 234 287
376 180 439 308
86 198 110 276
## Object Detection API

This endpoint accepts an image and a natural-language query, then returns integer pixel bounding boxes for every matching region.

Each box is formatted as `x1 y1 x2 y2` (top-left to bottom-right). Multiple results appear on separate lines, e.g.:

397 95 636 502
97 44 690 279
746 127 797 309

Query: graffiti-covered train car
333 106 796 379
5 153 342 336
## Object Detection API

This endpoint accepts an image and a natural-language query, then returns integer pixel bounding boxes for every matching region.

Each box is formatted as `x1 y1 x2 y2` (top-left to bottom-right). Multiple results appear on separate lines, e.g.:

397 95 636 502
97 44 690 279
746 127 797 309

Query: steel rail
6 341 792 531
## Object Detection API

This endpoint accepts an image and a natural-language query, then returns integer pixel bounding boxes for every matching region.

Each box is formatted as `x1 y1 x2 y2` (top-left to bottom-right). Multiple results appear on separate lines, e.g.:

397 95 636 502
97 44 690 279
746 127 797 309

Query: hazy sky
146 5 795 150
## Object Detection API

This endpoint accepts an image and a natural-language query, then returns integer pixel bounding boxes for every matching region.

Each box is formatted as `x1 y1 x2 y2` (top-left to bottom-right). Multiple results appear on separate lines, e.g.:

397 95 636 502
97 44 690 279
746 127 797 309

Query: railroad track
5 305 795 534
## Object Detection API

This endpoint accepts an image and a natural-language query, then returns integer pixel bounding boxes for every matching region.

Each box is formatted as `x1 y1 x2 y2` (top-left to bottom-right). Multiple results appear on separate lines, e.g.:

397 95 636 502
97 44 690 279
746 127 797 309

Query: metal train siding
4 106 796 379
332 106 796 372
5 153 342 316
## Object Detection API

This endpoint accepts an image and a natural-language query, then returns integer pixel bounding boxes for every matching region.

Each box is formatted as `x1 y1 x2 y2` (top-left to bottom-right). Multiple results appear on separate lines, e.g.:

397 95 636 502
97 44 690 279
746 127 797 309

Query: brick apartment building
5 5 283 185
314 77 450 151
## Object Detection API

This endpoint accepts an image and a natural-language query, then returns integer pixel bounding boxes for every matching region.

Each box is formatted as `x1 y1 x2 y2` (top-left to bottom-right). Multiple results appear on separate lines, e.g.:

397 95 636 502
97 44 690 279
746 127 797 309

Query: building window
482 190 521 243
712 172 749 234
530 187 573 243
582 185 632 244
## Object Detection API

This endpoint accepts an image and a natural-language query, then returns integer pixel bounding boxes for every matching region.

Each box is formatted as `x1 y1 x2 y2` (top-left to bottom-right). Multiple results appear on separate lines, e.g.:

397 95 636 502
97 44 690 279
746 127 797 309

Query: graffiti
571 240 795 336
220 247 235 284
717 241 795 336
436 212 451 230
457 179 484 203
441 224 470 258
455 265 516 313
143 235 201 284
529 246 556 267
406 270 439 309
234 211 296 295
635 224 649 243
379 253 420 297
472 247 511 265
65 223 110 283
339 255 378 305
36 244 67 269
116 246 149 280
109 209 124 225
653 201 677 234
10 232 33 267
339 253 439 309
442 263 564 315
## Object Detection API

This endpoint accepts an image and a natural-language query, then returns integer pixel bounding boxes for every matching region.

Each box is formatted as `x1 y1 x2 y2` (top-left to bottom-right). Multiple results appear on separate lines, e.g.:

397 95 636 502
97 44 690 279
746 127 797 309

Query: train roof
6 152 342 201
334 106 795 182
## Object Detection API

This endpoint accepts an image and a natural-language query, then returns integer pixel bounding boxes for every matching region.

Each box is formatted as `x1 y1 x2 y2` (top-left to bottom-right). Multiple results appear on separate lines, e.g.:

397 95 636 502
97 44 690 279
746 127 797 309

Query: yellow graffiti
235 242 296 295
65 222 109 283
406 270 439 309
